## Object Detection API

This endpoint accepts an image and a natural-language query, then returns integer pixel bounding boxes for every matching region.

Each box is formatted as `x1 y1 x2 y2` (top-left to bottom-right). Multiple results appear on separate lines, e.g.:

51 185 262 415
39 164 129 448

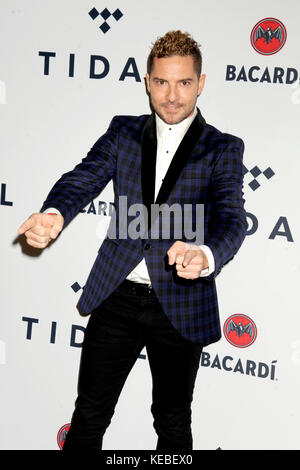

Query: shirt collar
155 108 197 141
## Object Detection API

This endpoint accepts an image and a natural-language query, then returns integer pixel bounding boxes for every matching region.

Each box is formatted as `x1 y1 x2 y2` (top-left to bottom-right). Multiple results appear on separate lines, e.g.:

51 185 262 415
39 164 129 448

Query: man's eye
181 80 190 86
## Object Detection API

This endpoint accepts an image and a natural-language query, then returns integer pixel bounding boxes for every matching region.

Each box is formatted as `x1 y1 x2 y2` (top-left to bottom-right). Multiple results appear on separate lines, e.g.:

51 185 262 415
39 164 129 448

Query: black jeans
63 280 203 450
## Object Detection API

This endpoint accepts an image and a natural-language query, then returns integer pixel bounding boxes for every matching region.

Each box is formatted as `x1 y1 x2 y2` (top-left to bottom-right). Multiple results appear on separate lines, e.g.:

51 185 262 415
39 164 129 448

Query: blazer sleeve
40 116 119 228
203 136 247 281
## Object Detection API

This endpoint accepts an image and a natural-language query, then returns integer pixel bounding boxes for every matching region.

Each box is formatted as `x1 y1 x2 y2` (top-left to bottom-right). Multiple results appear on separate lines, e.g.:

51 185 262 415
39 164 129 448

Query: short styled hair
147 30 202 77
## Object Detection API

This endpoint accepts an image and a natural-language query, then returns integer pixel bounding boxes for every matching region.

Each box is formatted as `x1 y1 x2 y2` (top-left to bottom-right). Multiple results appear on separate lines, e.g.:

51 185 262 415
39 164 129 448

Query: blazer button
144 243 152 250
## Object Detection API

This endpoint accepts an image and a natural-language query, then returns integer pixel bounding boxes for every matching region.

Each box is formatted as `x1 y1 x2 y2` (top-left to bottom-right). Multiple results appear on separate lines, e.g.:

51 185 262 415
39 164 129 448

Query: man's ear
145 73 151 93
197 74 206 96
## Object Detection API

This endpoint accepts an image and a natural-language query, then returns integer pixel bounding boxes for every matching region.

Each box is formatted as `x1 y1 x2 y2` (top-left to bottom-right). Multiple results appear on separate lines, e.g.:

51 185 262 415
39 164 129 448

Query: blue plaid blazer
41 109 247 346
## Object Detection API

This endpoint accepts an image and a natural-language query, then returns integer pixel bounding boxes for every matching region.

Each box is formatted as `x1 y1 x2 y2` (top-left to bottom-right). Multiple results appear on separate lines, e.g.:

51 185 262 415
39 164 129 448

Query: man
18 31 247 450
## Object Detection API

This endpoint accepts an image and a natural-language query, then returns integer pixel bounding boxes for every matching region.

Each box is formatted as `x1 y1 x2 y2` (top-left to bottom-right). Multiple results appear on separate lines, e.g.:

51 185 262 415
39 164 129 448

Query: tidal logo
88 6 123 34
246 213 294 242
0 183 13 207
243 164 275 191
38 51 141 82
22 315 147 359
22 316 85 348
71 281 84 293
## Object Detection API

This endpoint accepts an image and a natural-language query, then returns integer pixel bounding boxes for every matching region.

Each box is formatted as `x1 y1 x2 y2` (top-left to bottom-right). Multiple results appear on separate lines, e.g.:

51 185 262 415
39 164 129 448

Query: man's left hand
167 241 209 280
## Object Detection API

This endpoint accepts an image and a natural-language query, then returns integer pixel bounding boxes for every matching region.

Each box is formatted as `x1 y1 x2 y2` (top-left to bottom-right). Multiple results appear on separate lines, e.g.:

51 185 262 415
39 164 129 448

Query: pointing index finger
168 241 188 265
182 250 195 268
18 218 34 235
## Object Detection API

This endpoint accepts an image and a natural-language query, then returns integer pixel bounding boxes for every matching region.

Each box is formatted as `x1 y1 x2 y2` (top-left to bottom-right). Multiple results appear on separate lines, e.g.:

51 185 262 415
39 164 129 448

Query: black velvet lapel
141 112 157 227
155 109 206 205
141 109 206 230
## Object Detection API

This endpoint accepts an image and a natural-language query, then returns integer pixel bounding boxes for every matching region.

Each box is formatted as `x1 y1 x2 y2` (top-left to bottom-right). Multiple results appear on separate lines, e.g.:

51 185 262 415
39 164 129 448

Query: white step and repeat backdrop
1 0 299 450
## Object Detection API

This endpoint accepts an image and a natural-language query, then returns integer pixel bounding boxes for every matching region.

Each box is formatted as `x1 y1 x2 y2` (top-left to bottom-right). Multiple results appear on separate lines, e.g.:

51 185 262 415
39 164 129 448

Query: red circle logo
250 18 287 55
57 423 71 449
223 314 257 348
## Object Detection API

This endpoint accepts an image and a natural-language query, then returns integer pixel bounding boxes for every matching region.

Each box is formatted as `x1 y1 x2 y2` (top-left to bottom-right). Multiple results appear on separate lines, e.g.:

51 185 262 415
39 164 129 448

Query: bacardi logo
223 314 257 348
250 18 287 55
57 423 71 449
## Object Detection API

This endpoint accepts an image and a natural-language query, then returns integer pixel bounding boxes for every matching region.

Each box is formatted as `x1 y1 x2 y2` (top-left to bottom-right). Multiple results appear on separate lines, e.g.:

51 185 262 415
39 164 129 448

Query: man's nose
166 85 178 102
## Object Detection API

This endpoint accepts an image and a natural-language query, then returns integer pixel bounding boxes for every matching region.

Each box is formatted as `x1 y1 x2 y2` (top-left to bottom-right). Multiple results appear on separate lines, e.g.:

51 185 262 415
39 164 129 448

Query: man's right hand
18 213 64 249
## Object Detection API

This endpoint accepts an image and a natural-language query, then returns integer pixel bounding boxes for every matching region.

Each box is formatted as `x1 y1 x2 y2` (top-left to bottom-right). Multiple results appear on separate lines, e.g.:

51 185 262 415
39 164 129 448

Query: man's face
146 55 205 125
